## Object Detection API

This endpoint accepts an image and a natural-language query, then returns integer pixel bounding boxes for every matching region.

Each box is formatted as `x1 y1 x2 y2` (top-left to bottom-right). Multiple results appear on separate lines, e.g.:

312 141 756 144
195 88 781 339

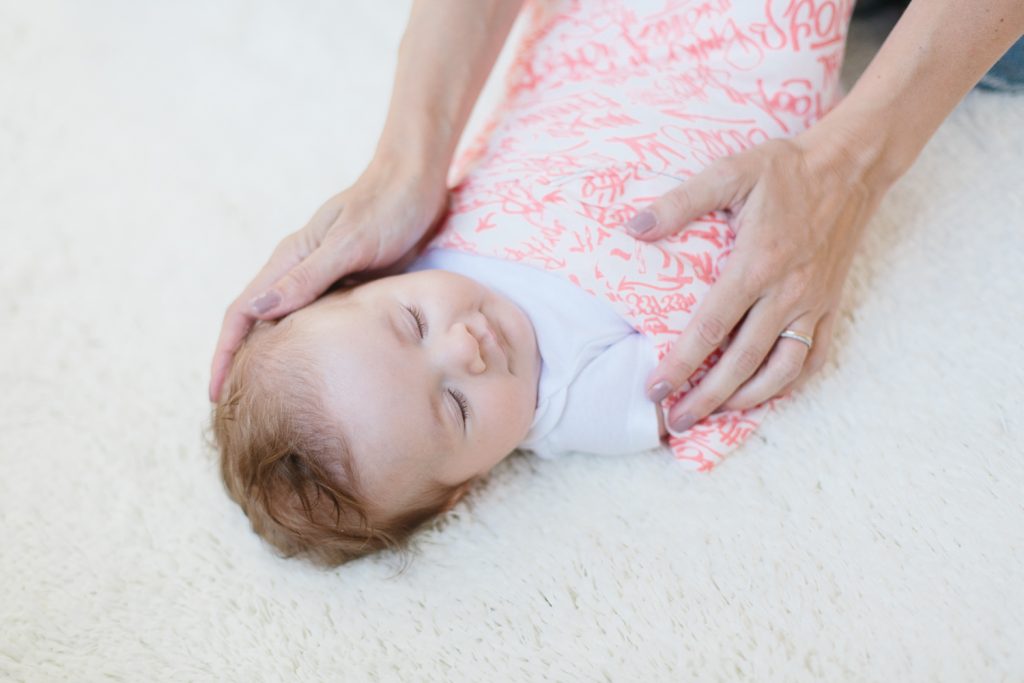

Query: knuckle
779 286 805 309
710 158 742 186
780 270 813 304
734 346 765 377
664 186 694 217
661 355 696 385
346 231 380 268
695 387 728 414
272 230 303 257
280 265 314 295
697 315 728 348
722 393 755 412
736 258 774 295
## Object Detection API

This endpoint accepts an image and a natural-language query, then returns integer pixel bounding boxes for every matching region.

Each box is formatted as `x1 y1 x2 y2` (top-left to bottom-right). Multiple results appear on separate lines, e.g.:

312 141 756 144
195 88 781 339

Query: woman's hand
629 124 889 435
208 160 449 402
632 0 1024 435
207 0 527 403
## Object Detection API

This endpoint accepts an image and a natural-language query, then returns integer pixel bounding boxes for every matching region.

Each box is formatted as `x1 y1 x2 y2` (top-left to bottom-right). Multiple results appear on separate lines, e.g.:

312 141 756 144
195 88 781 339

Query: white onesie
407 247 662 459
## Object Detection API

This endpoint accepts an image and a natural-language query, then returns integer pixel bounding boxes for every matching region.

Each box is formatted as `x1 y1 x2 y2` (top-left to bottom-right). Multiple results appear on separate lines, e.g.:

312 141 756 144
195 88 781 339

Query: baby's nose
444 321 486 375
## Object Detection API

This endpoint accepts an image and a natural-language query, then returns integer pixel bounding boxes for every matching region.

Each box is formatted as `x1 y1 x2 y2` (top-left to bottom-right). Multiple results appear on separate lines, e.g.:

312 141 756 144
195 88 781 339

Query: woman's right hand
208 159 449 402
208 0 528 402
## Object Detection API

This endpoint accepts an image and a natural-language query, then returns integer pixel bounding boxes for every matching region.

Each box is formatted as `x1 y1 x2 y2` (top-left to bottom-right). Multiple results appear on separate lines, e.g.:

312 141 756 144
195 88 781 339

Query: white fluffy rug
2 2 1022 681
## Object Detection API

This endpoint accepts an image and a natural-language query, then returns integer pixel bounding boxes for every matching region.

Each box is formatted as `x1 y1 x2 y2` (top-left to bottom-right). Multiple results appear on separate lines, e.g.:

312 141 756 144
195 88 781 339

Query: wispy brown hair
209 315 470 570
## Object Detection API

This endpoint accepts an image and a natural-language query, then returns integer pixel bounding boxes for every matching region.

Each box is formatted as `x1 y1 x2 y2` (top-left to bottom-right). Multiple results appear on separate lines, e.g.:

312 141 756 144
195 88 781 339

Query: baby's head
211 268 541 568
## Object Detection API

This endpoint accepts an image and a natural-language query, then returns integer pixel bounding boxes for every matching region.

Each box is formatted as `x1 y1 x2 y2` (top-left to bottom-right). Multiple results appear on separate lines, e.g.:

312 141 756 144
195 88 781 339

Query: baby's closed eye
407 305 427 337
450 388 470 424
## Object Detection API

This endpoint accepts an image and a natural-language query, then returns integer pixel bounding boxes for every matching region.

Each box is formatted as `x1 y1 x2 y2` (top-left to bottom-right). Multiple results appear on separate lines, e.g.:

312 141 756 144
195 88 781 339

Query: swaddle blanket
427 0 854 470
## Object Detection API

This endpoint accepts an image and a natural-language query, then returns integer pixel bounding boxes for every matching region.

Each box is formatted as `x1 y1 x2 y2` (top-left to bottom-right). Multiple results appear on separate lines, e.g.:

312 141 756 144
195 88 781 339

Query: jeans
854 0 1024 94
977 35 1024 94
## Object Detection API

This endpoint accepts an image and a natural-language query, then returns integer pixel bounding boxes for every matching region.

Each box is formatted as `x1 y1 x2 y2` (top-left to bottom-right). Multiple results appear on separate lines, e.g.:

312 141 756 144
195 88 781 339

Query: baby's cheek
510 379 538 434
480 383 531 443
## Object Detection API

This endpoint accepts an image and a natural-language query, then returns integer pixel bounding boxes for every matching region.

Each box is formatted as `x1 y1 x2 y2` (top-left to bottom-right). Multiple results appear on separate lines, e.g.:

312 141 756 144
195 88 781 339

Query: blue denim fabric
854 0 1024 94
977 35 1024 93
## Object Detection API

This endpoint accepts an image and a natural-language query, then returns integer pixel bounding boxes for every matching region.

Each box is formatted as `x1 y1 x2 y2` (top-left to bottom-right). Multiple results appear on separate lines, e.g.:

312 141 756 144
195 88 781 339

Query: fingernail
668 412 698 436
647 380 672 403
626 210 657 236
249 290 281 315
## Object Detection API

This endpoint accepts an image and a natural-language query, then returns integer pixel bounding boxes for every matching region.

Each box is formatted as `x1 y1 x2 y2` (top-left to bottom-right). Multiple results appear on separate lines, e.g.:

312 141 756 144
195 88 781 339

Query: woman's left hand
628 124 889 435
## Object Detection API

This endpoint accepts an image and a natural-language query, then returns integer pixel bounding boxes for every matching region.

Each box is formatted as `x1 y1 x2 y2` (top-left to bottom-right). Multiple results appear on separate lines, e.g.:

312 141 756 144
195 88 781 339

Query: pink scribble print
433 0 850 470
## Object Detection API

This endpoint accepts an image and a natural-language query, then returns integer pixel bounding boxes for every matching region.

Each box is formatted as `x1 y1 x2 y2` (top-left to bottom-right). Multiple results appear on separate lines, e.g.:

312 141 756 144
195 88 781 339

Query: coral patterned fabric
425 0 854 470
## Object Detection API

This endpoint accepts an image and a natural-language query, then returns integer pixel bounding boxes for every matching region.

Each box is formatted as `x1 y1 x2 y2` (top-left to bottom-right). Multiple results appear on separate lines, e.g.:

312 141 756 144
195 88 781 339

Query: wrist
803 0 1024 193
795 102 908 194
366 135 451 195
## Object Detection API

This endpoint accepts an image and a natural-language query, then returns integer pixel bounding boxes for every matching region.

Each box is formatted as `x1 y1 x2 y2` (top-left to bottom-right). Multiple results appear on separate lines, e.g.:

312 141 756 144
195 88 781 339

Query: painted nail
648 380 672 403
249 290 281 315
669 412 698 435
626 210 657 236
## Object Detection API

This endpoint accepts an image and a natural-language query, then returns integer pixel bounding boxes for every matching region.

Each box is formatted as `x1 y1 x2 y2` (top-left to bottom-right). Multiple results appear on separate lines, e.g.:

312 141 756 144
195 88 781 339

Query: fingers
715 312 818 413
209 237 366 403
208 306 257 402
786 310 835 395
625 156 753 241
249 235 369 319
645 263 759 405
208 235 310 403
660 298 791 434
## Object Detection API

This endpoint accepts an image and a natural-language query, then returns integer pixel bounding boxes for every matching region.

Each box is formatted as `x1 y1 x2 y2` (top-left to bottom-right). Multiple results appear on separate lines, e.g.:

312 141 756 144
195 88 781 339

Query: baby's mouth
482 309 512 374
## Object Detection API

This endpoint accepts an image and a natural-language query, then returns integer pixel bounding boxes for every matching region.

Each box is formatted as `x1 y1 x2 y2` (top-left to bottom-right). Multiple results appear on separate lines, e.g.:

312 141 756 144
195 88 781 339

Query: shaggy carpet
2 2 1021 681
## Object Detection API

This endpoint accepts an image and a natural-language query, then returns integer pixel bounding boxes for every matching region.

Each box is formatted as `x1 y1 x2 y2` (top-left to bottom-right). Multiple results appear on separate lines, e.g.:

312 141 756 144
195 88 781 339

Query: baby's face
281 268 541 512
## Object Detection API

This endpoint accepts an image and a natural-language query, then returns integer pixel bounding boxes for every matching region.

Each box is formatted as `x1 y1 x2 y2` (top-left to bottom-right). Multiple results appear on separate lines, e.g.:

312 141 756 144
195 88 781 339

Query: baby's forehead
273 285 451 506
289 290 363 327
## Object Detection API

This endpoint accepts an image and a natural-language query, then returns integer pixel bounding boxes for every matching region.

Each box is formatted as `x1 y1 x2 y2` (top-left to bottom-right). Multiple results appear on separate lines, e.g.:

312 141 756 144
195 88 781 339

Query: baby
212 0 850 567
213 247 669 568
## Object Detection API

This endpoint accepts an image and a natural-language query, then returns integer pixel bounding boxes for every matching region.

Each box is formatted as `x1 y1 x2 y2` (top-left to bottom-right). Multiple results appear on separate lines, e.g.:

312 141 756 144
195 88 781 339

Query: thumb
625 158 752 241
248 241 364 319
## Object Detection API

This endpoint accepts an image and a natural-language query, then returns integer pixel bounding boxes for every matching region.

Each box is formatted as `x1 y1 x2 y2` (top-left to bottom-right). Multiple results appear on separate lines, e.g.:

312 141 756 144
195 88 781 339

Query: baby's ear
441 479 476 512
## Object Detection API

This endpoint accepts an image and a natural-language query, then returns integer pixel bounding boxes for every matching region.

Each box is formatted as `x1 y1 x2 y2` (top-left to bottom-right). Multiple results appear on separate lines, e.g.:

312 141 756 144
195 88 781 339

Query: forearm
806 0 1024 188
371 0 526 182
